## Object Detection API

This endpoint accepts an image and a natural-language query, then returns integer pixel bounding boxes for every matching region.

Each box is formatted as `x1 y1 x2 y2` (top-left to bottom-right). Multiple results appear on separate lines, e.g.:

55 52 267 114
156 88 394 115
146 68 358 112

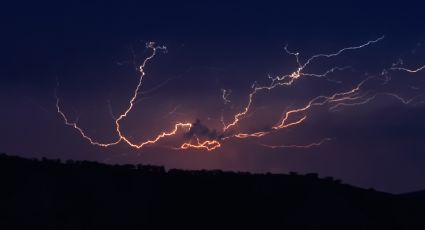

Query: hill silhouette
0 153 424 229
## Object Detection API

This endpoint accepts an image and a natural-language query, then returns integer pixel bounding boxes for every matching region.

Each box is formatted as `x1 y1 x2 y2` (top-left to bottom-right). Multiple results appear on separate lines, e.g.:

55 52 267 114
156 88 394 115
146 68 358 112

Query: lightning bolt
222 36 384 132
219 36 423 148
56 42 192 149
178 138 221 151
55 89 122 147
56 36 423 152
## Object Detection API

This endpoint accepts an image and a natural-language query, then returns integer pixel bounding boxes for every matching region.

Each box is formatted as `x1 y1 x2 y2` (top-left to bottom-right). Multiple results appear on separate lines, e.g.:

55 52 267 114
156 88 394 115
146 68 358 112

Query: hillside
0 153 424 229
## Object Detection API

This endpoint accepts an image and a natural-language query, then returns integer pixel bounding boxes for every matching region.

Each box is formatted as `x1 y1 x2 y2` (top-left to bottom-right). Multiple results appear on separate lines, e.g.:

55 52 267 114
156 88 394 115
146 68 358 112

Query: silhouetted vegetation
0 153 424 229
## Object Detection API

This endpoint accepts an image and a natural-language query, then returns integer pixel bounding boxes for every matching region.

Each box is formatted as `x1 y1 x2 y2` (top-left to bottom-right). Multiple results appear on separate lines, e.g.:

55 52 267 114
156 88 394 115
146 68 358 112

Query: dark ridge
399 190 425 200
0 153 424 230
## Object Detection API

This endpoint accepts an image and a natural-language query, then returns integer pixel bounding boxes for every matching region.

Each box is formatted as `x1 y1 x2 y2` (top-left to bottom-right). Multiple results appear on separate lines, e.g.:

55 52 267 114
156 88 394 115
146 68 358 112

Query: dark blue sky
1 0 425 193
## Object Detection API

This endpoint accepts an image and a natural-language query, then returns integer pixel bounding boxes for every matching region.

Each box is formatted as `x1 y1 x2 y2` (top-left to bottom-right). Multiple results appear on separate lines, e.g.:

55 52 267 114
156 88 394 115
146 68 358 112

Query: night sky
1 0 425 193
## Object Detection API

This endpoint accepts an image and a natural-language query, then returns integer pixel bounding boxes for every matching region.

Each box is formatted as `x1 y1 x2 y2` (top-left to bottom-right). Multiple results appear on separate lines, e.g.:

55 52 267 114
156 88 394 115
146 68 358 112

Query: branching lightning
56 42 193 149
56 37 424 152
222 36 384 132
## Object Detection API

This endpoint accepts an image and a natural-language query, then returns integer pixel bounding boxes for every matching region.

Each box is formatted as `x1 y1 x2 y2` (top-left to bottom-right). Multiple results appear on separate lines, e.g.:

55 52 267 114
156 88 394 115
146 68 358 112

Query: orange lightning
178 138 221 151
56 37 422 152
126 123 192 149
55 89 122 147
56 42 192 149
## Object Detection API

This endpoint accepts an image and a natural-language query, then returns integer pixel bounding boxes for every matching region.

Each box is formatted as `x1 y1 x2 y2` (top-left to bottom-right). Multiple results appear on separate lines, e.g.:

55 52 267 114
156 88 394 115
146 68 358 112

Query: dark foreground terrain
0 153 424 229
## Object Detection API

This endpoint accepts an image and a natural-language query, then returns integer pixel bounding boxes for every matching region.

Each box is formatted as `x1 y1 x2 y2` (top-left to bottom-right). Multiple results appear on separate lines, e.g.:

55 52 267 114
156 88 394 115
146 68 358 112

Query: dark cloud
184 119 223 140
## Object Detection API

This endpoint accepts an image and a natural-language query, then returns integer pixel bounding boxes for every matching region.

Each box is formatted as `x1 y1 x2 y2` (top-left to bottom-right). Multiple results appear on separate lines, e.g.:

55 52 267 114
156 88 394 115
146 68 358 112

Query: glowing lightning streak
329 92 420 111
128 122 192 149
55 89 121 147
231 68 417 143
391 64 425 73
272 76 372 131
56 36 421 152
223 36 384 132
56 42 192 149
178 138 221 151
229 74 393 140
113 42 173 147
299 36 385 69
262 138 333 149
